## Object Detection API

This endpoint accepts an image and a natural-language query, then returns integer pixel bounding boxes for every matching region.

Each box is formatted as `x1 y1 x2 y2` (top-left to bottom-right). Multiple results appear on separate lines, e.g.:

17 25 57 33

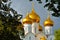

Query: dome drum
44 23 53 26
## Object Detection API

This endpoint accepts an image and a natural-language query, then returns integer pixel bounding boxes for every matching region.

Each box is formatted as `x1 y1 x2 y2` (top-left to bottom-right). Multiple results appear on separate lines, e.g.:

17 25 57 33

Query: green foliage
0 0 24 40
29 0 60 17
54 29 60 40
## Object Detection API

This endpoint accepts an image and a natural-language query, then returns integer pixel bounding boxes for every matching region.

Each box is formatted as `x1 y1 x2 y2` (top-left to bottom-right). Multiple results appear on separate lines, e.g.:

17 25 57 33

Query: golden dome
22 13 32 24
44 15 54 26
40 36 46 40
38 24 42 31
29 3 40 23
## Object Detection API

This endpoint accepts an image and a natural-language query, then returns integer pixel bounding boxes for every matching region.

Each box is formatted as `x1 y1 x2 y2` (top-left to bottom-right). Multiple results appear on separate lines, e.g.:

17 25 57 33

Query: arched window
35 27 36 33
29 36 31 40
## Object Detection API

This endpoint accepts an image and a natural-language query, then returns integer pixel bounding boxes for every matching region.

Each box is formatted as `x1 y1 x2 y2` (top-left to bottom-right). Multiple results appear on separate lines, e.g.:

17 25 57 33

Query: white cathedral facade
20 3 55 40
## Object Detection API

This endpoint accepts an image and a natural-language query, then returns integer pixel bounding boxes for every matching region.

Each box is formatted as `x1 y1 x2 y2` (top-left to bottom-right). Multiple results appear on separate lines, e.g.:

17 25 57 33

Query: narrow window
35 27 36 33
29 37 31 40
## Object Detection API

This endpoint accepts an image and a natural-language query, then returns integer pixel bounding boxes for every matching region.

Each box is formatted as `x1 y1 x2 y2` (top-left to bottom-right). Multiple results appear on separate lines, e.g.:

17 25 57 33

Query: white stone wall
32 22 39 35
23 32 35 40
24 24 32 35
45 26 52 35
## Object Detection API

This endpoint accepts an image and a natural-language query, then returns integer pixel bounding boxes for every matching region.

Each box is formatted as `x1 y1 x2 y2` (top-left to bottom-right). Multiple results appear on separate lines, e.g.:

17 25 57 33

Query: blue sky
10 0 60 32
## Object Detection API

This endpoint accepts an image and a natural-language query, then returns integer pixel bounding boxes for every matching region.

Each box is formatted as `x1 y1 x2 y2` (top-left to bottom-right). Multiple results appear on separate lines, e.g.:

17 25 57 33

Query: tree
29 0 60 17
0 0 24 40
54 28 60 40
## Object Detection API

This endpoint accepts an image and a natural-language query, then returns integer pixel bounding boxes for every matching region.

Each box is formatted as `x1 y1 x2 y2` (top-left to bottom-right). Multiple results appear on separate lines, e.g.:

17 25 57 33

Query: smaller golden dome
29 3 40 23
40 36 46 40
44 15 54 26
38 24 42 31
22 13 32 24
29 9 40 23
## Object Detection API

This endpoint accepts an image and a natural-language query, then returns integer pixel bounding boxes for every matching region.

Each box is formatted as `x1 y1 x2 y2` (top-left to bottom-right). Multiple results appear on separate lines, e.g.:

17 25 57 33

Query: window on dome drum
35 27 36 33
50 29 51 34
45 29 48 34
25 27 27 32
28 26 31 32
29 36 31 40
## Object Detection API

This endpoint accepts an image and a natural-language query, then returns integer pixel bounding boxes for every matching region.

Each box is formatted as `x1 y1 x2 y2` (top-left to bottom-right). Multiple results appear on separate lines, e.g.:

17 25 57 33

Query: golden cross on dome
26 12 29 17
32 2 35 11
47 11 50 19
32 2 34 8
26 9 29 16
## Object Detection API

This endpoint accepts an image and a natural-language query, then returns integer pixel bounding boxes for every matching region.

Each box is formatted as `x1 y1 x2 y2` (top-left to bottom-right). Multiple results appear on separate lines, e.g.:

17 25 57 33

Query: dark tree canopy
0 0 24 40
29 0 60 17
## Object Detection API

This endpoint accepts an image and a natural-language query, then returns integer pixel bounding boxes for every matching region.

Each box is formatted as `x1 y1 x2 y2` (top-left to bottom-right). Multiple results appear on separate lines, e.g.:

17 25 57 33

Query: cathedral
20 3 55 40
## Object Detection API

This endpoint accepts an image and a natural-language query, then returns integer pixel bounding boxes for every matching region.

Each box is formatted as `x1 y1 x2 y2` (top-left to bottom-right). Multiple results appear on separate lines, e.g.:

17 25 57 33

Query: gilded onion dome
44 15 54 26
22 13 32 24
29 3 40 23
38 24 42 31
40 36 46 40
